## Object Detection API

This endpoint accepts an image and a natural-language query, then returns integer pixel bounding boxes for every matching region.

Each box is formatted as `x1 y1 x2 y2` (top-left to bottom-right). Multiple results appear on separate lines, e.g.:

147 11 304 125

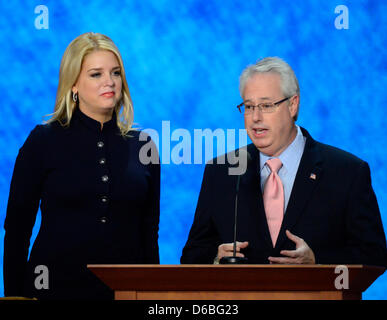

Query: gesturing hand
217 241 249 261
268 230 315 264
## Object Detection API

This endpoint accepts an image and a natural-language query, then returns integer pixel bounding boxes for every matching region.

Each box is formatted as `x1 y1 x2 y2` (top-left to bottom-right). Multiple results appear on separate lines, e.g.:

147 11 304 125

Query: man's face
243 72 299 157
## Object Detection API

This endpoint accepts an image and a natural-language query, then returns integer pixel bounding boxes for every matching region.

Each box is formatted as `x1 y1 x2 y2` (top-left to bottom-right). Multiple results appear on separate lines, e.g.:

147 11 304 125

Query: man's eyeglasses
237 96 291 114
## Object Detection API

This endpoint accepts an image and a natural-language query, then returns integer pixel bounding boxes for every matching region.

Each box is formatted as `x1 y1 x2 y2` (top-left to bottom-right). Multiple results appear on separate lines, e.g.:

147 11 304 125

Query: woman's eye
90 72 101 78
113 70 121 76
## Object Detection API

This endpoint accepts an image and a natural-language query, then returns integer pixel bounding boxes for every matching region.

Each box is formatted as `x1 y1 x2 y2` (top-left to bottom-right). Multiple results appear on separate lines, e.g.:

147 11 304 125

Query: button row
97 141 108 224
97 142 108 183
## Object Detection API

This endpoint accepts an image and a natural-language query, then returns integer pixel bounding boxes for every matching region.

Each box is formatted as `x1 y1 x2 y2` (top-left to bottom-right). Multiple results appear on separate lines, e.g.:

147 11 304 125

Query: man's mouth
252 128 268 137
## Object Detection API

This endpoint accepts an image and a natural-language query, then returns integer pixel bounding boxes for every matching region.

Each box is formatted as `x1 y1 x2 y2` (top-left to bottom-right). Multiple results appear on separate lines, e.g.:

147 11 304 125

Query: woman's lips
101 92 115 98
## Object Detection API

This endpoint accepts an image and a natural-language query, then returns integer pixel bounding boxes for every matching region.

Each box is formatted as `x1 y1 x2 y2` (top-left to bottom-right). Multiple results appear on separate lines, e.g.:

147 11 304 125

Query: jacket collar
72 107 118 134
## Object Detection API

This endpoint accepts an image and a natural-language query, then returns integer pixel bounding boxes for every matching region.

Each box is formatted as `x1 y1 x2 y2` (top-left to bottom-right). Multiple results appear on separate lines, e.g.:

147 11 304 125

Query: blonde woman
3 33 160 300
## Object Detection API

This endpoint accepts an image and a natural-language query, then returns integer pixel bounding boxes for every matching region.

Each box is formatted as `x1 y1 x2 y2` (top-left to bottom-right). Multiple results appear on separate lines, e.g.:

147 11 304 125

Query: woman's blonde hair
47 32 134 135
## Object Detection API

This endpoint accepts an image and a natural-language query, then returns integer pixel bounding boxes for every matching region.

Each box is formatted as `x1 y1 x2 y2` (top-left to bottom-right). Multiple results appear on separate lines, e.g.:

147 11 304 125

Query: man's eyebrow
244 97 272 102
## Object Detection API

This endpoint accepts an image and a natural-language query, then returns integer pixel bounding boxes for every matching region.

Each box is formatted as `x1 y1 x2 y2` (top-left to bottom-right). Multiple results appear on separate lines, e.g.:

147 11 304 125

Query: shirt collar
259 125 305 172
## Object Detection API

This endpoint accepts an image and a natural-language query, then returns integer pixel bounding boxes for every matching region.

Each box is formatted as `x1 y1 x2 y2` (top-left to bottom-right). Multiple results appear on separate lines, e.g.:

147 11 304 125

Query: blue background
0 0 386 299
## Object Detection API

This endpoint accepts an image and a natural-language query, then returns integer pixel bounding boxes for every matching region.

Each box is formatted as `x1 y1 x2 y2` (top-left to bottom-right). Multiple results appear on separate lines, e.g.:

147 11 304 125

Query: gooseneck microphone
220 148 251 264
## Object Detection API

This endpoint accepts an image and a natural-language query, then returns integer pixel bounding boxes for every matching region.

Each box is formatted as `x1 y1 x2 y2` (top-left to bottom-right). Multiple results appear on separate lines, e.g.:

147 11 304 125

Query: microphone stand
219 174 248 264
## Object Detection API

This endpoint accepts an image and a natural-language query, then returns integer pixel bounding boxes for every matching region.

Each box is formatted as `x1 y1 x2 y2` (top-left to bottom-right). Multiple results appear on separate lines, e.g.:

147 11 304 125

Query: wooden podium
87 264 385 300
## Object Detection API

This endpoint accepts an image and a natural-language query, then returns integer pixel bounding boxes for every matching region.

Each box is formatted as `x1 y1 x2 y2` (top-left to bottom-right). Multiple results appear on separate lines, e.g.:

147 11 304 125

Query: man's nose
251 106 263 121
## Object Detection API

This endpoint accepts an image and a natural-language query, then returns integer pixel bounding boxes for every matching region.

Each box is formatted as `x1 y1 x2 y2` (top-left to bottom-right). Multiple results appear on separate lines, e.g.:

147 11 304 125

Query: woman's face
73 50 122 116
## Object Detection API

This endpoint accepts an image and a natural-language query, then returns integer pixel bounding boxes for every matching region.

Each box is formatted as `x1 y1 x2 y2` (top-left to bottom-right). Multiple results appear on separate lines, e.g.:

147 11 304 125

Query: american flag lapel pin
310 173 316 180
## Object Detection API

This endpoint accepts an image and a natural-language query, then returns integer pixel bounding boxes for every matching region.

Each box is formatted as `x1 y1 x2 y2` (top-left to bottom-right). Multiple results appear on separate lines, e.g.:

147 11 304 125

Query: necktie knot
266 158 282 173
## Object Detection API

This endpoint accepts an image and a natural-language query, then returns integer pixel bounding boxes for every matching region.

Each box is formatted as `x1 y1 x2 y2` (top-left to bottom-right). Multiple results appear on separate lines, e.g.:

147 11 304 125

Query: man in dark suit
180 57 387 266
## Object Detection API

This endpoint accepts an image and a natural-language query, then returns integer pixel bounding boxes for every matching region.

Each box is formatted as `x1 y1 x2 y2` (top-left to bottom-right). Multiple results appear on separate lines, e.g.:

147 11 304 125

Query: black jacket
3 108 160 299
181 128 387 267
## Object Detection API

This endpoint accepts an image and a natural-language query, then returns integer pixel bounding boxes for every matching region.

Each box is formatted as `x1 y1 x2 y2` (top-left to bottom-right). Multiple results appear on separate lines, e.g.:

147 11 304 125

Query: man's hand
268 230 315 264
216 241 249 261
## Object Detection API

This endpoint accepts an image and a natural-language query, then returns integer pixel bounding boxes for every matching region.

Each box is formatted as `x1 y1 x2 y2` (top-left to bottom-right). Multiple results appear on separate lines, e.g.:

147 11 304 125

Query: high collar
72 107 118 134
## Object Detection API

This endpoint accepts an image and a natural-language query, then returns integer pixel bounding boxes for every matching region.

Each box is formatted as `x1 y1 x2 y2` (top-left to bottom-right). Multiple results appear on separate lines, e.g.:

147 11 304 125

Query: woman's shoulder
23 121 65 147
125 129 156 145
124 129 159 161
31 121 63 136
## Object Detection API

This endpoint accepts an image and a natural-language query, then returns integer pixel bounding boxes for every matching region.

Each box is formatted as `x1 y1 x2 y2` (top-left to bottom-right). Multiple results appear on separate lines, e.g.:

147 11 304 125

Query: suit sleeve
315 161 387 267
141 136 160 263
180 164 220 264
3 126 46 296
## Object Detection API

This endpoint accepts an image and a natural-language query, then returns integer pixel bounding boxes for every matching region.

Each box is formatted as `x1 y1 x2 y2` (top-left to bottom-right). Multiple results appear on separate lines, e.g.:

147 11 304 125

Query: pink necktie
263 158 284 247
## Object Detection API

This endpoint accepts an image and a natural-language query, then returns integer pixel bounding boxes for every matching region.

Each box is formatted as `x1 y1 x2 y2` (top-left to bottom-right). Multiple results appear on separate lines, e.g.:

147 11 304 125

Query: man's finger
268 256 298 264
219 241 249 253
285 230 303 245
236 241 249 249
219 243 234 251
222 251 245 258
280 249 298 258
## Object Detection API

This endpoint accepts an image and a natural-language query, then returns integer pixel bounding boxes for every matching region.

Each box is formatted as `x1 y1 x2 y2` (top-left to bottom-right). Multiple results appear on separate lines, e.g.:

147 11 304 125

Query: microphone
220 148 252 264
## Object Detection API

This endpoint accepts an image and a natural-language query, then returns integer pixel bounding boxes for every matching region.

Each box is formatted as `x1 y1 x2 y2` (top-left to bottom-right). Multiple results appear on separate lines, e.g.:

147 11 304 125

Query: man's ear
289 95 299 119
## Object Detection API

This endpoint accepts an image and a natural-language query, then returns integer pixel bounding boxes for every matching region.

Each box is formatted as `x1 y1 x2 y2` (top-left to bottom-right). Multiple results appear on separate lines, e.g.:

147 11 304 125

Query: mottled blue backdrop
0 0 386 299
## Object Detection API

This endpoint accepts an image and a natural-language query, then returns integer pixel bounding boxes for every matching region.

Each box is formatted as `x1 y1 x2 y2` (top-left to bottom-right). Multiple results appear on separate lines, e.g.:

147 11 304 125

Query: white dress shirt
259 125 306 213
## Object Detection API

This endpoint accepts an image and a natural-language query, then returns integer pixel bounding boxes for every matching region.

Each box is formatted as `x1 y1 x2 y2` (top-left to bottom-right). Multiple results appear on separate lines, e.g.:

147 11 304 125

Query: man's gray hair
239 57 300 120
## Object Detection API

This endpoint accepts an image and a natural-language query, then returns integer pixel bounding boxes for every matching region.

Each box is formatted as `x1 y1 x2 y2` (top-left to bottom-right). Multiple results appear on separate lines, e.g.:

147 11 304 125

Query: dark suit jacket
3 108 160 300
181 127 387 266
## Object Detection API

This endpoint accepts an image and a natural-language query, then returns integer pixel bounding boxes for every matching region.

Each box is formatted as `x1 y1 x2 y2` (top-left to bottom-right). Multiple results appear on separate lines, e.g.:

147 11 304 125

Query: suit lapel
240 144 273 248
274 128 323 249
239 129 324 251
